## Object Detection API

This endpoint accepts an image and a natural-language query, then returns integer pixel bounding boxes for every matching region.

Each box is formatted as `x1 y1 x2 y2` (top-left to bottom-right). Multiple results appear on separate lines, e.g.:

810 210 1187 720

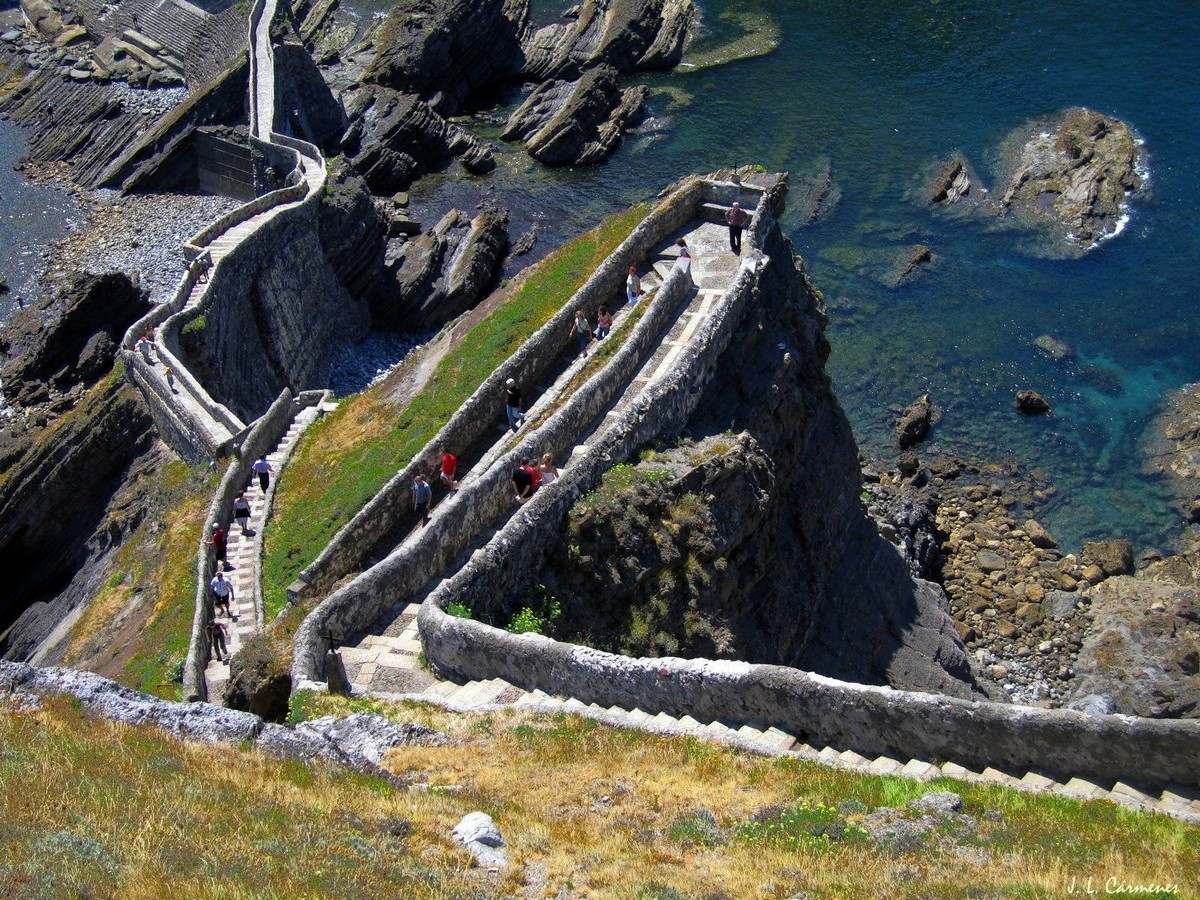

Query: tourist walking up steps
206 617 229 663
626 265 643 305
570 308 593 355
538 453 559 486
505 378 526 432
512 463 537 504
204 521 228 571
232 491 251 534
210 570 235 619
726 201 749 254
412 473 433 526
251 454 273 492
438 446 459 490
595 306 612 340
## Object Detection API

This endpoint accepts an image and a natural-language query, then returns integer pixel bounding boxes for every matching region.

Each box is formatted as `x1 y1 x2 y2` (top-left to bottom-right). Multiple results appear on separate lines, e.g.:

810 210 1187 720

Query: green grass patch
262 203 649 619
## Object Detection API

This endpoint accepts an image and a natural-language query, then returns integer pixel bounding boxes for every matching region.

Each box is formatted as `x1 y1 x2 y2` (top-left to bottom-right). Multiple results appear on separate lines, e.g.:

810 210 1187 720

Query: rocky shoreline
865 449 1199 717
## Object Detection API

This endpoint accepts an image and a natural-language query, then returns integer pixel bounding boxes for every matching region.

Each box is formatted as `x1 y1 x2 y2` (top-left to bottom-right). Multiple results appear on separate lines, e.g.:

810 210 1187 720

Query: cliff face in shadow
540 225 988 699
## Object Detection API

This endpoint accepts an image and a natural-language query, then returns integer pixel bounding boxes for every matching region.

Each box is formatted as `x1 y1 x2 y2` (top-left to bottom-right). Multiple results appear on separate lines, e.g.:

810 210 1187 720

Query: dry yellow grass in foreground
1 695 1196 899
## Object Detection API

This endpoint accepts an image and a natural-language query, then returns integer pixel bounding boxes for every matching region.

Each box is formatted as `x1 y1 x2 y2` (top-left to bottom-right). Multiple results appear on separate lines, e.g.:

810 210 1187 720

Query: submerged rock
1033 334 1073 361
1015 390 1051 415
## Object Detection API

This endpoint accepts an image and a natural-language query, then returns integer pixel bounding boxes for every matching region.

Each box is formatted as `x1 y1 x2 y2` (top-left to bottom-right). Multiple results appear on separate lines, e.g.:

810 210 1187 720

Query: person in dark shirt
505 378 526 432
204 522 228 571
512 465 536 504
726 201 750 254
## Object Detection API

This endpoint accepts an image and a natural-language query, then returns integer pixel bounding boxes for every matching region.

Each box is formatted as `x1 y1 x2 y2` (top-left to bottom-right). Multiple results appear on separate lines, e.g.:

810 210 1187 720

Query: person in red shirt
439 446 459 490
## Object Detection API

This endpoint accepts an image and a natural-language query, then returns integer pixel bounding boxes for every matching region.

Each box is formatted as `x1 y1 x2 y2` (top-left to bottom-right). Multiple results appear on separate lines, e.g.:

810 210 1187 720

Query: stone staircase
378 674 1200 823
204 404 322 701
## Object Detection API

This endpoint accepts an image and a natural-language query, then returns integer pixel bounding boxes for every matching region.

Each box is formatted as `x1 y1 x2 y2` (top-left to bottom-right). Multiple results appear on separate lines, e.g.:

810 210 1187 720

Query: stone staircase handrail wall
292 178 709 602
417 624 1200 790
183 386 307 702
291 253 701 682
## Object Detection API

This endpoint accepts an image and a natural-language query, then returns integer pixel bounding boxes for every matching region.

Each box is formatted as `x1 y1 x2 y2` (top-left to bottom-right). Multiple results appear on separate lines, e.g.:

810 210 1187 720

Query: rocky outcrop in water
1146 384 1200 523
502 64 647 166
926 156 973 205
363 0 528 115
379 207 508 331
0 270 149 406
996 107 1143 252
1015 390 1050 415
896 394 934 449
522 0 697 81
340 86 495 193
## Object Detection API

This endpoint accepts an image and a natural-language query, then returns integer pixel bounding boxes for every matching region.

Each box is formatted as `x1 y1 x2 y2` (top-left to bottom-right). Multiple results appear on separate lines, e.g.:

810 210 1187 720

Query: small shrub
506 607 543 634
668 809 724 847
445 602 472 619
180 314 206 337
734 804 870 852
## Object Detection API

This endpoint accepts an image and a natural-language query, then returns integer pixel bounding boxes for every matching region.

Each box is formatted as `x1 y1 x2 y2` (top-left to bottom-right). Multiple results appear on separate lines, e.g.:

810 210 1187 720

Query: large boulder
1015 390 1051 415
0 270 149 405
379 207 509 331
522 0 697 81
363 0 528 114
1080 539 1134 577
1068 576 1200 718
995 107 1144 252
502 64 647 166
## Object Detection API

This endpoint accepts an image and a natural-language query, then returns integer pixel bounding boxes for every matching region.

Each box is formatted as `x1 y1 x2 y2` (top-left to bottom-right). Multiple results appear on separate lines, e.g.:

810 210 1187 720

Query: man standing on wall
726 201 749 254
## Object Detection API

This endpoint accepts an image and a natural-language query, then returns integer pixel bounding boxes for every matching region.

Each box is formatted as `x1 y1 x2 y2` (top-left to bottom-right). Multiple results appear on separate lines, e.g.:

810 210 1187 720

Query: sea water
6 0 1200 552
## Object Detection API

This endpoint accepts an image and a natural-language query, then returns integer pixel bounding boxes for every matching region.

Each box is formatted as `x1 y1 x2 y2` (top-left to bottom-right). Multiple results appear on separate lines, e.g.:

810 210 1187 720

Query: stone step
113 40 166 71
449 678 513 708
122 29 164 55
869 755 905 776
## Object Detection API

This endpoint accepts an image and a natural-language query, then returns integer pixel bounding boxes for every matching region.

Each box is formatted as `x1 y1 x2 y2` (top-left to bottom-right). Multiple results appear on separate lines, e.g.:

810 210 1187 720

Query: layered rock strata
502 64 647 166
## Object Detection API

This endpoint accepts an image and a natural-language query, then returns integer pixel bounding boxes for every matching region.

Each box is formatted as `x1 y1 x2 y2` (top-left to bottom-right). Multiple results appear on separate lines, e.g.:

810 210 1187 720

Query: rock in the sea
1033 334 1073 360
884 244 933 287
341 87 495 193
502 64 648 166
927 157 973 205
1080 539 1133 577
1015 390 1051 415
363 0 528 115
896 393 934 449
1023 519 1057 550
1144 384 1200 522
380 207 508 331
522 0 698 81
996 107 1144 252
1068 576 1199 718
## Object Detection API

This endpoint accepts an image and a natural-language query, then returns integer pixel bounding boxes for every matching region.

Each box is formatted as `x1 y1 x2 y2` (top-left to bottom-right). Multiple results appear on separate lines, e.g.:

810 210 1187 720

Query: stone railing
291 174 787 684
119 0 324 464
182 388 329 702
289 177 710 605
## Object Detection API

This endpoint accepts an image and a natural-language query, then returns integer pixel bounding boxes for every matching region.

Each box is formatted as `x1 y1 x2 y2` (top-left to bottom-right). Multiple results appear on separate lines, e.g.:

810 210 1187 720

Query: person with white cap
505 378 525 432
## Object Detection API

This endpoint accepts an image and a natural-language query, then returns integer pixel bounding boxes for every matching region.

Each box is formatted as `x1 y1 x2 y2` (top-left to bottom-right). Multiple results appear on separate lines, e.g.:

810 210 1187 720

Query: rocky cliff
537 221 986 699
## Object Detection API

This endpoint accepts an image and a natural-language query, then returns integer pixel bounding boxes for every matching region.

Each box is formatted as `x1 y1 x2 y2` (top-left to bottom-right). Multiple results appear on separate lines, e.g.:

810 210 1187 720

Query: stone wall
292 175 788 683
291 176 710 603
415 619 1200 789
182 388 329 702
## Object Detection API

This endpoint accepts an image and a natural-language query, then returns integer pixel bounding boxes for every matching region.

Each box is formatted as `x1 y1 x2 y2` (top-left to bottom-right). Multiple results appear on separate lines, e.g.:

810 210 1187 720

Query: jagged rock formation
340 86 495 193
0 376 155 659
535 220 985 699
926 156 973 205
316 171 391 311
996 107 1144 251
502 64 647 165
0 271 149 406
362 0 528 115
1146 384 1200 523
522 0 697 80
379 207 508 331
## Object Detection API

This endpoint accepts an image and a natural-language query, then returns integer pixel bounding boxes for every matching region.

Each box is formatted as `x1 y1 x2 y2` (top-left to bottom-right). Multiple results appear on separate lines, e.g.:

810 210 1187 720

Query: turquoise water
5 1 1198 551
411 0 1199 551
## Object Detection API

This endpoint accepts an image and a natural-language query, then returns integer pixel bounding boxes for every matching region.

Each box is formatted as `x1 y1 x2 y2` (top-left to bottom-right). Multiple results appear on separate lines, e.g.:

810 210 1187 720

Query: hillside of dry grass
3 693 1194 899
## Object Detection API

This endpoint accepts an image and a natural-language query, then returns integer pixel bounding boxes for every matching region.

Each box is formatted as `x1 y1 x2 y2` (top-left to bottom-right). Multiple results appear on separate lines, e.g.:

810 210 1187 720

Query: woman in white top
626 265 642 305
539 453 559 486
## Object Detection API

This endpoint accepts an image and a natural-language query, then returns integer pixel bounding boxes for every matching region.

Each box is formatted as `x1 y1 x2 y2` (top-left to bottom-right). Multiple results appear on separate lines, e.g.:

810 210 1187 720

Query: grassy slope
261 204 648 618
4 695 1195 899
